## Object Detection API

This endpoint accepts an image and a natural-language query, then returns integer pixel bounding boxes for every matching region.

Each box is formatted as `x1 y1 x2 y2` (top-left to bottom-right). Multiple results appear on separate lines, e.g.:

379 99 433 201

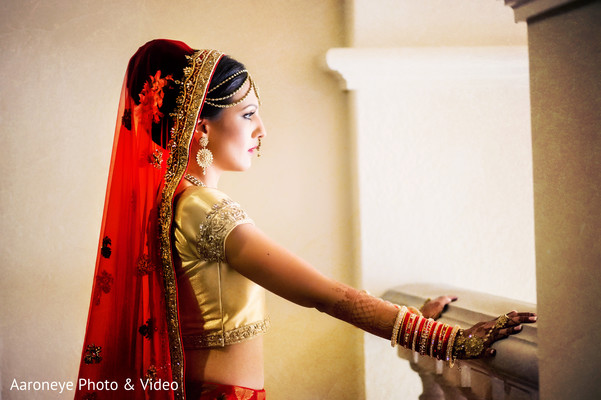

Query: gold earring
196 134 213 175
257 138 262 158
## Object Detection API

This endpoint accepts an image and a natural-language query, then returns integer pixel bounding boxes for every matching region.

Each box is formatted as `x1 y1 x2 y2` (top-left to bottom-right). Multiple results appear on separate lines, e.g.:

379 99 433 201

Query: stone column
505 1 601 399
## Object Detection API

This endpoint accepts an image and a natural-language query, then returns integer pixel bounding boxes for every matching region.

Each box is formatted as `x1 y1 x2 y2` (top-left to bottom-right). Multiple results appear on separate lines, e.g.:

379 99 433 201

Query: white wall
339 47 535 301
337 1 534 398
348 0 527 47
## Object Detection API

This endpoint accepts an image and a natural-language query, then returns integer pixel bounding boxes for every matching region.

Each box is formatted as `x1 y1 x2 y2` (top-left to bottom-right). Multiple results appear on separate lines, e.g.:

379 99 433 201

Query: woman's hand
454 310 537 359
420 295 458 319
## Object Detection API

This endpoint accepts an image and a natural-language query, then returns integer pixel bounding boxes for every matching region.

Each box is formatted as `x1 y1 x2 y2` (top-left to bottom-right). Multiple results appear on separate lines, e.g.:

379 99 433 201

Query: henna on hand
454 311 537 360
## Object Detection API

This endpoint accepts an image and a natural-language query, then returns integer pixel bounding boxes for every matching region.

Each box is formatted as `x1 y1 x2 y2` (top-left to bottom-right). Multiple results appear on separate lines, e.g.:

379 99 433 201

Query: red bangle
430 322 444 358
419 319 434 355
412 317 427 351
446 326 460 365
403 314 417 349
435 325 447 360
397 310 412 346
439 324 453 360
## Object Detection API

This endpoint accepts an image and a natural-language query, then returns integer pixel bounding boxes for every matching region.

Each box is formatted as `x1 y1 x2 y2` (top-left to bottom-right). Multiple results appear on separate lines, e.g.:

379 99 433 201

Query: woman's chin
232 163 251 172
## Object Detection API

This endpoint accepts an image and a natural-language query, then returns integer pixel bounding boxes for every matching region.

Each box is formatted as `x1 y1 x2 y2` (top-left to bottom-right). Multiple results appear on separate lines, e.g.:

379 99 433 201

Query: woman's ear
194 119 211 143
195 118 208 135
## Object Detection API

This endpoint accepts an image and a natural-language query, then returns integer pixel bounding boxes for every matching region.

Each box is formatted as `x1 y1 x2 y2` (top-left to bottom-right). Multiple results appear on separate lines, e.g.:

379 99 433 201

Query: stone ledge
383 283 538 394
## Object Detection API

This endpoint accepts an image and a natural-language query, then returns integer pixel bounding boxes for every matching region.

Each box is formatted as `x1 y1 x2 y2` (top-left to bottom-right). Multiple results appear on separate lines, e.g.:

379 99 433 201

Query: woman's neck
185 165 221 188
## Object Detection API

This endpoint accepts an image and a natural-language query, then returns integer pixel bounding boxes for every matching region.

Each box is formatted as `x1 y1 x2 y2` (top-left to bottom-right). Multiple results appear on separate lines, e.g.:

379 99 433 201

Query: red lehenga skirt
187 382 266 400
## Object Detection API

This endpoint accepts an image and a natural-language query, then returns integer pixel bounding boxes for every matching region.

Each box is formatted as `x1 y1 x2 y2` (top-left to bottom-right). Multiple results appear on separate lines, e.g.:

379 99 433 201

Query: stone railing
383 284 538 400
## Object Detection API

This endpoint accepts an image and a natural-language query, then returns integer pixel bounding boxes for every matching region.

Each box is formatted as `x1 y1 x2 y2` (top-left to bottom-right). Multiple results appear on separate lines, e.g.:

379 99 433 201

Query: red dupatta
76 40 223 400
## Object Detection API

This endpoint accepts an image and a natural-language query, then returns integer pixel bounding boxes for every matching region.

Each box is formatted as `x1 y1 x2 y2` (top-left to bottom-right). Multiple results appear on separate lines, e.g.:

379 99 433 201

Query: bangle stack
390 306 407 347
390 306 461 366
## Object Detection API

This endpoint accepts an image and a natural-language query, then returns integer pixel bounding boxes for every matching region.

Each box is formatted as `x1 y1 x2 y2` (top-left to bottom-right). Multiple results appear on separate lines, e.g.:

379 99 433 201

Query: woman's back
173 185 267 393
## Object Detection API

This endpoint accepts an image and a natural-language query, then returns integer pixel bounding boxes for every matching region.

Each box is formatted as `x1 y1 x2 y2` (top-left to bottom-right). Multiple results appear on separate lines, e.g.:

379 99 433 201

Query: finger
510 313 537 324
484 347 497 358
498 311 535 328
494 325 522 340
437 295 458 305
515 312 537 322
517 312 536 317
505 310 537 319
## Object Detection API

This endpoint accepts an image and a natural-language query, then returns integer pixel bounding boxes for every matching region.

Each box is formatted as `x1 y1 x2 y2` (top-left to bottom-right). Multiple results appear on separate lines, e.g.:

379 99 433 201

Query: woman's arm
225 223 397 339
225 223 536 359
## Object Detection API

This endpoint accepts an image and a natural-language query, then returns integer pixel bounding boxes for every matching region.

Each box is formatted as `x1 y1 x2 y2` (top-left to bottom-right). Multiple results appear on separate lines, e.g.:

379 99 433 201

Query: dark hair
200 55 248 119
126 40 247 147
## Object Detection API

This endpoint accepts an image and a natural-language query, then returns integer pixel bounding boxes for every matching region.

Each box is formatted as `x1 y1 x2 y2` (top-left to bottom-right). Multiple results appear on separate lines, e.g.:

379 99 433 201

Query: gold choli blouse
173 186 269 348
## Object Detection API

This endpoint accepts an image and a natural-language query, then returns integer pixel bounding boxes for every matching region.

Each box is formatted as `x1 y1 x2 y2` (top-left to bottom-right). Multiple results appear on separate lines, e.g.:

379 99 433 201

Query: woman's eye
243 111 255 120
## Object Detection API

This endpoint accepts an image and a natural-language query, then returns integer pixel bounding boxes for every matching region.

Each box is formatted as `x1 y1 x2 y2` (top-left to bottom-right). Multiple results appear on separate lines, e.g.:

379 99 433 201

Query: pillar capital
505 0 583 22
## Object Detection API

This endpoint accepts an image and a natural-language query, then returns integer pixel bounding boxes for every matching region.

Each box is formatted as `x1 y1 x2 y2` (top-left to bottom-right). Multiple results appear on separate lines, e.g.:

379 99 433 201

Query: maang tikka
196 134 213 175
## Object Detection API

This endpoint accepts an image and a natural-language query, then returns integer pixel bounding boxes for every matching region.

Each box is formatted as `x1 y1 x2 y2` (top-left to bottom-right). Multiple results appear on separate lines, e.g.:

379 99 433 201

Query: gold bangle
412 315 425 352
390 306 407 347
437 324 450 360
403 314 417 349
446 326 460 367
407 306 423 316
419 319 434 355
430 322 442 358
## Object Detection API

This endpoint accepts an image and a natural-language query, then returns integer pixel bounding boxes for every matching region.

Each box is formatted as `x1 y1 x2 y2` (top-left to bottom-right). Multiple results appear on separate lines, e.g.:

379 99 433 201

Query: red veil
76 40 223 400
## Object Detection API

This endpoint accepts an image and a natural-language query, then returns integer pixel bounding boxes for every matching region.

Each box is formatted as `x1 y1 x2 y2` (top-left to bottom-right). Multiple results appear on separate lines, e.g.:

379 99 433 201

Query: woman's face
201 80 266 173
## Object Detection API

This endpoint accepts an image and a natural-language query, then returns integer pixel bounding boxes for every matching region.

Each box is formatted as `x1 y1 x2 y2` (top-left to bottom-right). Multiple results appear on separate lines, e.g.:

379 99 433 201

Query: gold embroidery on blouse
196 199 254 262
182 319 270 349
157 49 224 400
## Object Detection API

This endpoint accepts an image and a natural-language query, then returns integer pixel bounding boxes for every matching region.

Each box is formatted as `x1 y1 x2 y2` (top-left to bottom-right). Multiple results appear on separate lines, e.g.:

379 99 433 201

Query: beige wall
0 1 362 399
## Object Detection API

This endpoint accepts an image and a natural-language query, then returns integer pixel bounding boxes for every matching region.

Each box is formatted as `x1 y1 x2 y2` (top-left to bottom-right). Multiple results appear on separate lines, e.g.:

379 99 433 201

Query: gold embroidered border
196 198 254 262
157 48 224 400
182 319 271 349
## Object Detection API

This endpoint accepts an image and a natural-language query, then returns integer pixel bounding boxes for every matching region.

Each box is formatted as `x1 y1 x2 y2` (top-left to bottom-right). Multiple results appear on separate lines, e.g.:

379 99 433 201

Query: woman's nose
256 116 266 138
